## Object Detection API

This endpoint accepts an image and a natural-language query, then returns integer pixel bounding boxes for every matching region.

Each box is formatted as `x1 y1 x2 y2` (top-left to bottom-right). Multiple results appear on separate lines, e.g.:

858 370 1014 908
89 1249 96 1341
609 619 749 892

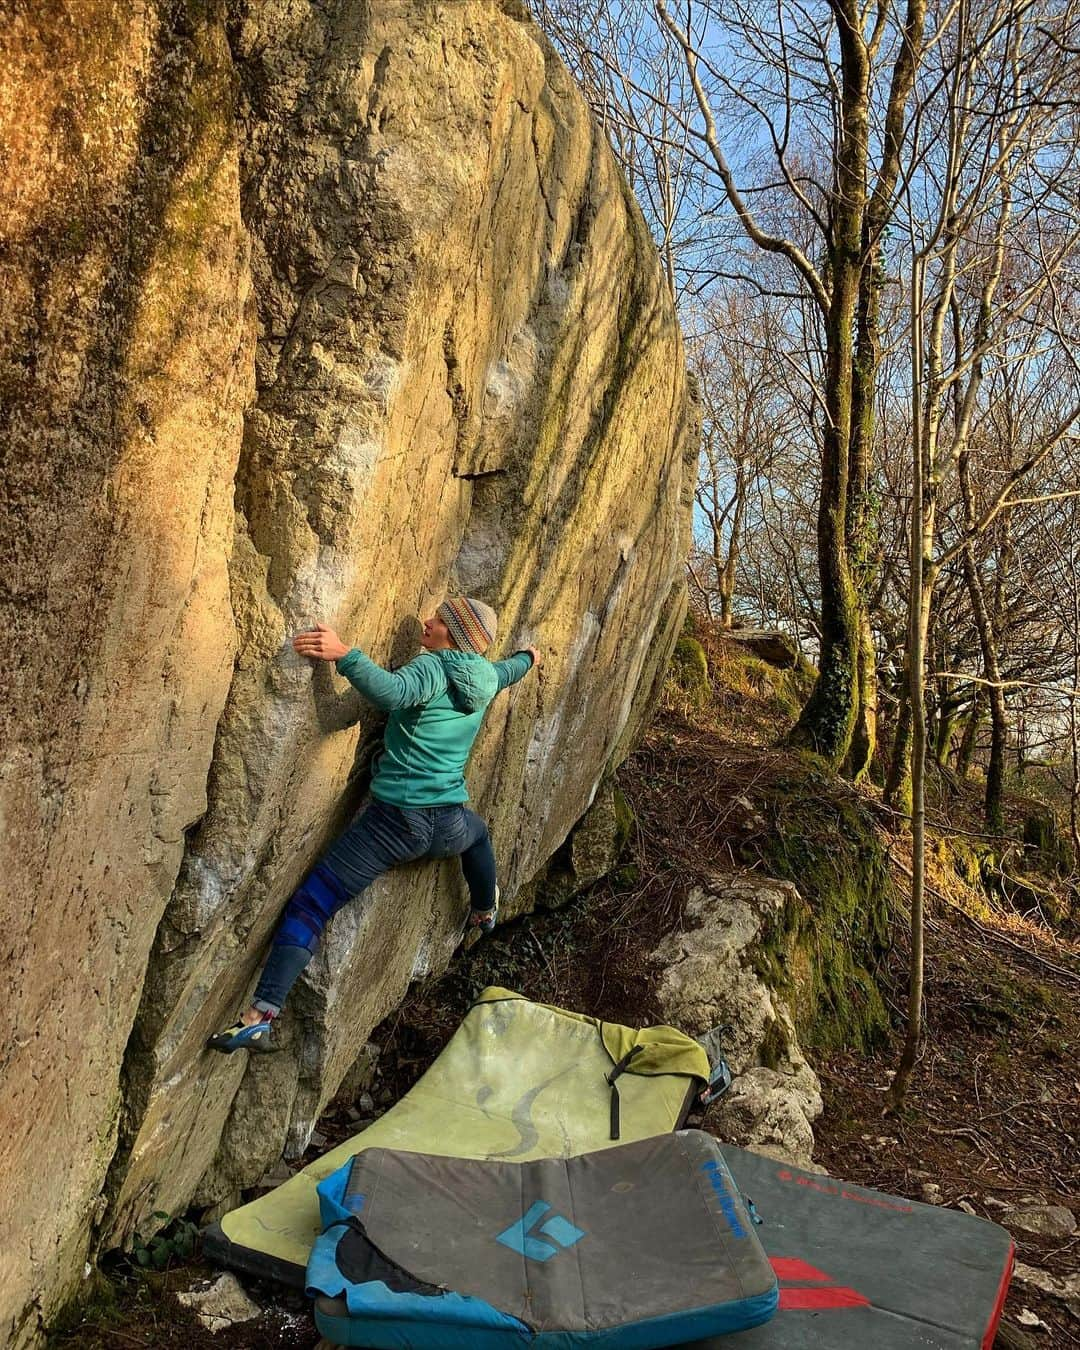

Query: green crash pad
204 988 710 1285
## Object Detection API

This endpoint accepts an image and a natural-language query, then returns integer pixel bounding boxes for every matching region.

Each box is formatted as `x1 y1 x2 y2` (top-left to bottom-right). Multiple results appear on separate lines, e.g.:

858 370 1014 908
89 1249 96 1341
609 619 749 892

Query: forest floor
52 632 1080 1348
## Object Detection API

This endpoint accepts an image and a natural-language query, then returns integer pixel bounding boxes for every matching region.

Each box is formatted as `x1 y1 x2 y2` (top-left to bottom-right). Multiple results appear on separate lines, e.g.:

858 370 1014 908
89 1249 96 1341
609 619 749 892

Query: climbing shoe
207 1015 275 1054
469 884 500 934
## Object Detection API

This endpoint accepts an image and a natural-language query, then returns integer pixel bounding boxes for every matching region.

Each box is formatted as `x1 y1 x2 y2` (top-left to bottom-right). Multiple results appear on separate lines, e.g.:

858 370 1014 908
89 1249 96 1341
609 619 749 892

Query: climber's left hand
293 623 350 663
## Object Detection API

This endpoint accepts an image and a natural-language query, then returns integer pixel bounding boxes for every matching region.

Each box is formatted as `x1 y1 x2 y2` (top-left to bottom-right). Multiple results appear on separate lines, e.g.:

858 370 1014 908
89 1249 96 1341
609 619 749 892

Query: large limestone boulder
1 0 696 1339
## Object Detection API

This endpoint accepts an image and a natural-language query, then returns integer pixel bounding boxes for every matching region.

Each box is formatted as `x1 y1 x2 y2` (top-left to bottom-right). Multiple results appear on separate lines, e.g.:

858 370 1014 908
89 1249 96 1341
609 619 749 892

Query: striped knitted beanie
437 596 498 654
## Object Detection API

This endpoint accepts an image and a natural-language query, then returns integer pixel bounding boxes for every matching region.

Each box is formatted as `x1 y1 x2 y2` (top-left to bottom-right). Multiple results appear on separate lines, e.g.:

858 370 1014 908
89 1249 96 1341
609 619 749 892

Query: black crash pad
680 1147 1014 1349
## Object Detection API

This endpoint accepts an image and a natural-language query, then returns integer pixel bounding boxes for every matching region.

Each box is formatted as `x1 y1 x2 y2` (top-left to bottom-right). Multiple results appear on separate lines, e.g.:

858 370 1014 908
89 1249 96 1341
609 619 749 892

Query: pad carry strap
605 1044 644 1140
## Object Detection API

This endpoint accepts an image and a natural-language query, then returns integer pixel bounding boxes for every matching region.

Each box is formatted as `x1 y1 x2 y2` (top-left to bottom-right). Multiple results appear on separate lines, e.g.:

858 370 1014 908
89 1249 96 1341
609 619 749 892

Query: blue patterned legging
252 799 496 1014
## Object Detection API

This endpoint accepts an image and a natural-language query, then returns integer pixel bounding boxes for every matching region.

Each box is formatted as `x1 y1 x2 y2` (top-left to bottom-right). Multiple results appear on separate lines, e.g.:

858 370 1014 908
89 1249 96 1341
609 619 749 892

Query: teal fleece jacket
334 645 534 806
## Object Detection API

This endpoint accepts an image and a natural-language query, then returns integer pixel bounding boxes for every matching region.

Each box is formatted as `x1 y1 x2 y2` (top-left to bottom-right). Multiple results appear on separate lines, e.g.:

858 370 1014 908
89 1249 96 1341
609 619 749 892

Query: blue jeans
252 800 497 1014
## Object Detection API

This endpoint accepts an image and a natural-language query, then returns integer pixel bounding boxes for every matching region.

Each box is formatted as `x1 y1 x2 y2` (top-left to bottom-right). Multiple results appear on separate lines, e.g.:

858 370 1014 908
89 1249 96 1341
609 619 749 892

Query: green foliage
130 1213 199 1271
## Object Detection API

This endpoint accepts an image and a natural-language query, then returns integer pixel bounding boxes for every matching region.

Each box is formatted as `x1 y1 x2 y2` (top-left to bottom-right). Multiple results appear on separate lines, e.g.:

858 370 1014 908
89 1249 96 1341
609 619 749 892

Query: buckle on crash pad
698 1058 733 1107
695 1024 735 1108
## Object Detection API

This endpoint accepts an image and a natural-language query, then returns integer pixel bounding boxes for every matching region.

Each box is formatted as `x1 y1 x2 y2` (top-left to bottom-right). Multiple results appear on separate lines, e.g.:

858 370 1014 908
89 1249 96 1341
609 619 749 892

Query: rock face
1012 1262 1080 1320
653 879 824 1167
0 1 695 1341
1 3 253 1343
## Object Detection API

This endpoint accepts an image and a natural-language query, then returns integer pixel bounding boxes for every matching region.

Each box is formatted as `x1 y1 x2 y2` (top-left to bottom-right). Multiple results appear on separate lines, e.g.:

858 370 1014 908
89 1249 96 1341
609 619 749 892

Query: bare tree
689 290 804 625
887 0 1080 1105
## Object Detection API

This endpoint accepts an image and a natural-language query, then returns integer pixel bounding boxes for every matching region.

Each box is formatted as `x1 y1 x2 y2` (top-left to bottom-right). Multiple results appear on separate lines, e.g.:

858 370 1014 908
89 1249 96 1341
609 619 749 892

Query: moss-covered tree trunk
790 0 926 775
885 686 914 813
787 357 863 765
788 1 869 769
955 683 984 778
935 700 960 766
844 244 885 782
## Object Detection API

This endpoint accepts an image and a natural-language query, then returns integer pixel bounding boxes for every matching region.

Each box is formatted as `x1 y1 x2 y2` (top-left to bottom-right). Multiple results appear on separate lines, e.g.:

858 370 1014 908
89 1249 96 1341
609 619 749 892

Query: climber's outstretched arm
492 646 540 692
294 623 446 710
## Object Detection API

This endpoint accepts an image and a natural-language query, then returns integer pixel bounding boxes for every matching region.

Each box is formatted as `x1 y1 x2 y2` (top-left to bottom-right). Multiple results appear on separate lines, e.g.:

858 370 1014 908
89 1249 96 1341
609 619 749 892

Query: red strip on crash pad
721 1145 1015 1348
981 1245 1015 1350
770 1258 830 1283
779 1286 871 1311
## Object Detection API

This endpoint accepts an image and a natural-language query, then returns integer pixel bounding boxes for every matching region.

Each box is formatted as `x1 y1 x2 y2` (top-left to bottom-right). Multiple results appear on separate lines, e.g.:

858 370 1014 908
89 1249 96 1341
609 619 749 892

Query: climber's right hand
294 623 350 662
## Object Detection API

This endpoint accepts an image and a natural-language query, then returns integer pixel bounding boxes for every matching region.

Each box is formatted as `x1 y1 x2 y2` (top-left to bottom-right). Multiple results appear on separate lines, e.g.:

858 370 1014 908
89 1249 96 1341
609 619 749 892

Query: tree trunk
959 534 1007 833
717 471 746 630
935 697 960 767
889 258 929 1111
787 0 871 770
1070 548 1080 869
1070 700 1080 869
787 439 863 764
885 686 913 814
956 684 983 778
845 607 878 780
985 694 1008 832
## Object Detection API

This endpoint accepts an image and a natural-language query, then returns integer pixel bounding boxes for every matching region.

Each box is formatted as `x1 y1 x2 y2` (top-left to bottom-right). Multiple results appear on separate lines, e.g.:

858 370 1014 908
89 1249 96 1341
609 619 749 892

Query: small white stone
1016 1308 1049 1331
175 1272 261 1331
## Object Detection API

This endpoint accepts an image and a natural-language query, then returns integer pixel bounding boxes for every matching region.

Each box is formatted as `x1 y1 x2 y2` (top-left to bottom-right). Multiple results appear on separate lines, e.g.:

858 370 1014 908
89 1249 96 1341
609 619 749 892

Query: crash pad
678 1146 1015 1349
307 1131 779 1349
204 989 710 1286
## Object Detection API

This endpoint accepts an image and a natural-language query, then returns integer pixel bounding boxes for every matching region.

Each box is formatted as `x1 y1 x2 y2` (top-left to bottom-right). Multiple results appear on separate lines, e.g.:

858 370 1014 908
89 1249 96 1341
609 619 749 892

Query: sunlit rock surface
0 1 695 1339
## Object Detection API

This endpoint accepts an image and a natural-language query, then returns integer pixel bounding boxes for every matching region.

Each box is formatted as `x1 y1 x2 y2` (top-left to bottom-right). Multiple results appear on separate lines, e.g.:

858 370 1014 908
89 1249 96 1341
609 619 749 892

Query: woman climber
208 596 539 1053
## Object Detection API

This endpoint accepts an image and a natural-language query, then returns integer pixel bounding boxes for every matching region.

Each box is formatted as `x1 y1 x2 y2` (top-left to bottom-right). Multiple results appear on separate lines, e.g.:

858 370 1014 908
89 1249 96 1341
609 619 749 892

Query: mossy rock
759 1016 792 1070
533 781 636 911
612 786 635 855
1022 810 1072 876
939 835 1001 891
747 773 893 1054
669 636 709 694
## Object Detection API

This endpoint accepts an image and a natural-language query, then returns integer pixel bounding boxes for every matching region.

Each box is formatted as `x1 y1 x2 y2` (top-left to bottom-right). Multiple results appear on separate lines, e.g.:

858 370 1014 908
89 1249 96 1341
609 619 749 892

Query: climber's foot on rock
207 1012 276 1054
469 884 500 934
